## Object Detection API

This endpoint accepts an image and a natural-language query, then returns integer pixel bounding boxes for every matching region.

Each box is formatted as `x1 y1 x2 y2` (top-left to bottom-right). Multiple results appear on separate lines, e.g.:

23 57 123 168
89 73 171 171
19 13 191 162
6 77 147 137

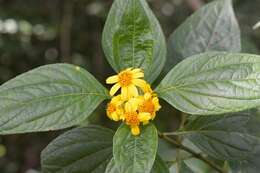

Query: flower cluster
106 68 161 135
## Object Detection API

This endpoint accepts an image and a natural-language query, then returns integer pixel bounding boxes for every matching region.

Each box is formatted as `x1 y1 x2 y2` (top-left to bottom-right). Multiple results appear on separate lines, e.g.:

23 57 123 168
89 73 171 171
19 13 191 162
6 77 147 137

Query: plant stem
158 131 226 173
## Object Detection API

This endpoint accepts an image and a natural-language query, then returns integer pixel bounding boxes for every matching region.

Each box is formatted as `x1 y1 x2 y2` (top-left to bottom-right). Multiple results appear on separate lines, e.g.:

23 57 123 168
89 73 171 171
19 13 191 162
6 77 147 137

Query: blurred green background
0 0 259 172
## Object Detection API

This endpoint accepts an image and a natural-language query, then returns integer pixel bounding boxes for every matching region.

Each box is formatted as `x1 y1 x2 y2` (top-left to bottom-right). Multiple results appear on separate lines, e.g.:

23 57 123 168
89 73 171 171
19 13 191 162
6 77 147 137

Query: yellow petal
106 111 112 119
111 112 119 121
128 98 140 111
128 85 139 98
132 72 144 78
112 95 123 106
152 97 161 111
151 112 156 120
120 114 125 121
125 102 132 112
106 75 119 84
138 112 151 122
110 83 121 96
121 87 128 100
131 68 142 73
136 96 144 104
144 93 152 100
132 79 148 92
143 83 153 93
126 68 132 71
143 120 149 125
131 125 140 136
116 108 123 115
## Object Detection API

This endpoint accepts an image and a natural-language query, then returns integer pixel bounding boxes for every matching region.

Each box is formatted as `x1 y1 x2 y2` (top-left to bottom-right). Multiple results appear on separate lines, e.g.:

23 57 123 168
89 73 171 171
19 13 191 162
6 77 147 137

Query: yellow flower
106 68 147 100
142 83 153 93
123 98 151 135
138 93 161 121
106 95 124 121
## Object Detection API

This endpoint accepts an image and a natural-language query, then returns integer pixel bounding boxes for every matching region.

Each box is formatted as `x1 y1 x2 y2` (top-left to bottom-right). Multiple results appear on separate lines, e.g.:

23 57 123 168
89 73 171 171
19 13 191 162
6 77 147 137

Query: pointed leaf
0 64 109 134
156 52 260 115
178 112 260 160
106 155 168 173
102 0 166 82
151 155 169 173
105 158 119 173
166 0 241 72
41 125 114 173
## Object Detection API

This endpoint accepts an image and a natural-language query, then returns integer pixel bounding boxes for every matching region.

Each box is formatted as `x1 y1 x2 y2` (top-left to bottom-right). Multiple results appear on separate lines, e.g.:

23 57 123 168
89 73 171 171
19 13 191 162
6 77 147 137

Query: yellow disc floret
105 68 161 136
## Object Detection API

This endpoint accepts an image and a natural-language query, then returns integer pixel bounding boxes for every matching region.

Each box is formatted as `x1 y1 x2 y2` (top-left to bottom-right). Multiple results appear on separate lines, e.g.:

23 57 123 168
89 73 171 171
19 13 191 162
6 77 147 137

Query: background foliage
0 0 259 173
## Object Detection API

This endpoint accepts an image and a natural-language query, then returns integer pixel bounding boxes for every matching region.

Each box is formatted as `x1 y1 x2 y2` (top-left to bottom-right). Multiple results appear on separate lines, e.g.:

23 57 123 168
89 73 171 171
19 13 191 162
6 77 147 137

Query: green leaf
183 158 213 173
106 155 169 173
177 112 260 160
113 124 158 173
229 145 260 173
0 64 109 134
169 158 214 173
166 0 241 72
158 139 178 162
229 153 260 173
105 158 119 173
102 0 166 83
151 155 169 173
228 111 260 173
156 52 260 115
41 125 113 173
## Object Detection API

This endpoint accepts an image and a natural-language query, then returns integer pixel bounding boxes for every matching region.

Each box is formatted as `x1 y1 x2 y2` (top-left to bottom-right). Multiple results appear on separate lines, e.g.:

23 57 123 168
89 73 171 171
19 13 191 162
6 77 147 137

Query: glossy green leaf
0 64 109 134
177 112 260 160
113 124 158 173
166 0 241 72
156 52 260 115
105 158 118 173
41 125 114 173
106 155 169 173
102 0 166 82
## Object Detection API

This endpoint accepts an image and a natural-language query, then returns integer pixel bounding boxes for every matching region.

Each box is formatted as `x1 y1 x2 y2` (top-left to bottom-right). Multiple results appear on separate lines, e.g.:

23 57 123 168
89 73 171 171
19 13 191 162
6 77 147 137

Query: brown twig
158 131 226 173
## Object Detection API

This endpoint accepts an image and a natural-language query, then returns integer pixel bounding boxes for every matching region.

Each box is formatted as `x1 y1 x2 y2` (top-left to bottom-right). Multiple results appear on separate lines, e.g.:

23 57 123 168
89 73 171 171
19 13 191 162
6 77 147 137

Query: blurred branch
60 0 74 63
184 0 204 11
253 21 260 30
158 131 226 173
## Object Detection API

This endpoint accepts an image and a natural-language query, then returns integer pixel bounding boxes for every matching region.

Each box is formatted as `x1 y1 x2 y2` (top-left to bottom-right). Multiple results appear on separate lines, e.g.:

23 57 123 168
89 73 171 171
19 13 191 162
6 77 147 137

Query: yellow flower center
107 103 116 114
125 111 140 126
118 71 132 87
139 99 155 114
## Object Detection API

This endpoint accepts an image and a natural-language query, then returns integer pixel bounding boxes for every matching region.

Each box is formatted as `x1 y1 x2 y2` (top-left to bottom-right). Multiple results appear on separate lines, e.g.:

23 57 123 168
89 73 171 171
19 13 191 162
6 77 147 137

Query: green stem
167 155 195 165
158 131 226 173
163 131 190 136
